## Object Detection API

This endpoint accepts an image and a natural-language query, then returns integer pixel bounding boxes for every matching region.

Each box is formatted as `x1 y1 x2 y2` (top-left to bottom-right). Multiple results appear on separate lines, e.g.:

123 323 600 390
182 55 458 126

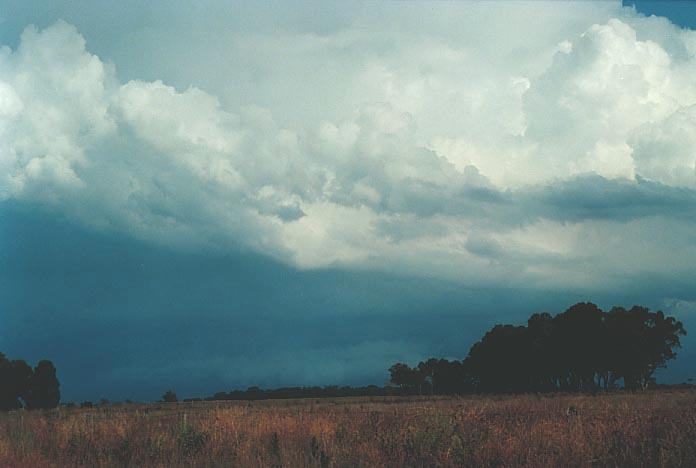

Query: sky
1 0 696 402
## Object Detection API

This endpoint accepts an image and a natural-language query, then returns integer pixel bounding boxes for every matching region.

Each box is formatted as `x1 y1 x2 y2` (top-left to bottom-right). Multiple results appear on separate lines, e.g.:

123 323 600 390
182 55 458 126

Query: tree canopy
162 390 178 403
25 360 61 410
389 302 686 394
0 354 60 411
1 301 687 407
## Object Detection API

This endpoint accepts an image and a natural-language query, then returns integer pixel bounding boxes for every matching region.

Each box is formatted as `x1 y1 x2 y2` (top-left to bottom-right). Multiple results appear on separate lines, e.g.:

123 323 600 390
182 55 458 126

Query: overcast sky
2 1 696 402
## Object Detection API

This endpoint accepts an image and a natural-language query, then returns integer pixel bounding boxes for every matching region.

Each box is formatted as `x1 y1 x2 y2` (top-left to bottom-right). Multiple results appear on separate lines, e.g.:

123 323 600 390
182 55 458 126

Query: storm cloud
2 1 696 399
2 5 696 289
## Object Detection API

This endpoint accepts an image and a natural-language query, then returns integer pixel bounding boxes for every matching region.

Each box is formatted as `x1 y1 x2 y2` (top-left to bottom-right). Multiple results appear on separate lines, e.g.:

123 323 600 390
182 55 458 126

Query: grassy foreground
1 391 695 467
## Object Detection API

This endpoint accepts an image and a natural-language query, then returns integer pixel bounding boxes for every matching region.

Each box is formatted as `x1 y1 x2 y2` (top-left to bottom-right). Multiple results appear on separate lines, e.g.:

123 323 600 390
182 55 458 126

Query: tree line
0 353 60 411
1 302 687 409
168 385 400 403
389 302 686 394
167 303 687 403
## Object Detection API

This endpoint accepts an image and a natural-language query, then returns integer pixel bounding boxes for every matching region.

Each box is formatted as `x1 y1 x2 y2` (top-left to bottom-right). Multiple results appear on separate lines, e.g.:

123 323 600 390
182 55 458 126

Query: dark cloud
2 201 694 401
519 174 696 223
372 173 696 228
3 2 696 402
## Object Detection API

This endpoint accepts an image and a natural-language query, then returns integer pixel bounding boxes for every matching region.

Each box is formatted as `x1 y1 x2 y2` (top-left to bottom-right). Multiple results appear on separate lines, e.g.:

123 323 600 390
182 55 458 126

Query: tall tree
0 354 33 411
429 359 473 394
606 306 686 390
552 302 606 392
466 324 530 393
25 360 60 410
416 358 439 394
388 302 687 395
388 363 425 394
526 312 557 391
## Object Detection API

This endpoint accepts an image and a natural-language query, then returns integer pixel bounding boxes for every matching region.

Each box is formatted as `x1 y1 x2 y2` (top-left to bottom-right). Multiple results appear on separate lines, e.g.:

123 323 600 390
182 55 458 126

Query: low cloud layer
3 2 696 289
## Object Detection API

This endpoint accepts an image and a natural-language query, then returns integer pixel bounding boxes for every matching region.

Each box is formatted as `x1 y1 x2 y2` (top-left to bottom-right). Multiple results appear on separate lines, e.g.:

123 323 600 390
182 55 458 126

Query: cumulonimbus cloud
3 4 696 290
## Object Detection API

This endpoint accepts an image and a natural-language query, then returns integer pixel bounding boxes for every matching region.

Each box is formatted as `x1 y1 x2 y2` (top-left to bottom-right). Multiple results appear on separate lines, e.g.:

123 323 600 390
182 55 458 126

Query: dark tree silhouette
389 363 426 394
162 390 178 403
175 301 686 402
605 306 686 390
418 358 473 394
526 312 557 391
0 354 32 411
552 302 607 392
466 324 531 393
389 363 411 392
25 360 61 410
389 302 686 395
416 359 437 394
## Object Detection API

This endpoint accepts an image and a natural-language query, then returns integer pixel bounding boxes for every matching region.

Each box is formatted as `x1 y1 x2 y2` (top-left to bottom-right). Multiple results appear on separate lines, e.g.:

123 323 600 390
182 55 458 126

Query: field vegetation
1 390 696 467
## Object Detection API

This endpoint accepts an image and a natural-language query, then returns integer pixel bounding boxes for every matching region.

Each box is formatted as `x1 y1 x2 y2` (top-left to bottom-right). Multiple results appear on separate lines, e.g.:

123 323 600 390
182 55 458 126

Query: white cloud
630 105 696 186
3 4 696 290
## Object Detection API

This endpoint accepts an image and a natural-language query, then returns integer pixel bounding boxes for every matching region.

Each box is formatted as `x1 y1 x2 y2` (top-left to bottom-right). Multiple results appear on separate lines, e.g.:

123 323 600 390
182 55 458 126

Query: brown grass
1 390 695 467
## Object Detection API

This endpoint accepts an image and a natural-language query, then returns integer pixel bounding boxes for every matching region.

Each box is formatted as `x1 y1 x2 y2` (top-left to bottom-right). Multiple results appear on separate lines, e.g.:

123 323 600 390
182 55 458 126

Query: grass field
1 390 696 467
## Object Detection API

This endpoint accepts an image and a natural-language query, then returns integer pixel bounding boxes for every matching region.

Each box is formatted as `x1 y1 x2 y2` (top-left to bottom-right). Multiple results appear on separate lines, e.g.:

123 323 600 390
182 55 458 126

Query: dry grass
1 391 696 467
